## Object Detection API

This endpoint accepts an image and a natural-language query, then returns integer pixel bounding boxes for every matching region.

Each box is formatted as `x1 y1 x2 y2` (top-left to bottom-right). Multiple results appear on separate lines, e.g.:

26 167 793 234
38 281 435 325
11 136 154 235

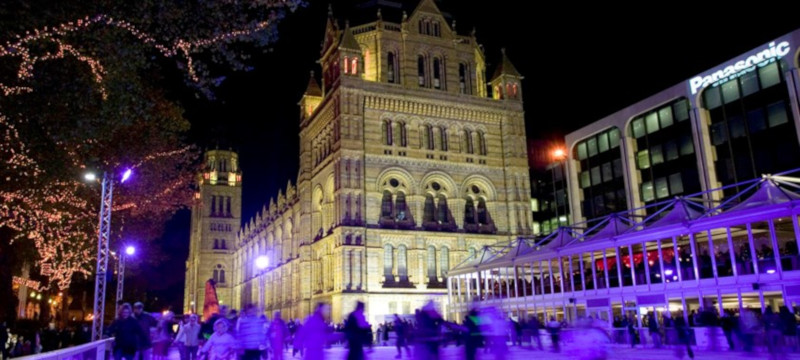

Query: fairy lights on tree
0 0 304 290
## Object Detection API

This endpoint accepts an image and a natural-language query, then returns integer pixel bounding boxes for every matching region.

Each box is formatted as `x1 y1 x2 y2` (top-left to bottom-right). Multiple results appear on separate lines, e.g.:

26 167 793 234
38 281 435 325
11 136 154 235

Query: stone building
186 0 531 324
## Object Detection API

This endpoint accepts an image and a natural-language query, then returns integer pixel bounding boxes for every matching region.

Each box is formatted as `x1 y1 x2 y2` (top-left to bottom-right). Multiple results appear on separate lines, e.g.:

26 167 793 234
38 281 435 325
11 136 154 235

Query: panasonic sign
689 41 792 95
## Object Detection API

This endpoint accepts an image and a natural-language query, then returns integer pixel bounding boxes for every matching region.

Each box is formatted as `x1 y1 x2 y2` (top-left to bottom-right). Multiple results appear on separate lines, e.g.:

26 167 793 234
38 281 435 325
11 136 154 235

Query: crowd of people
0 320 92 358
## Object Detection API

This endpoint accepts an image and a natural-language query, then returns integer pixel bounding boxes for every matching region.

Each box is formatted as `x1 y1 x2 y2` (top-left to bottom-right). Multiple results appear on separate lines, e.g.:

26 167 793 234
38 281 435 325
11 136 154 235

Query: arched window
387 52 397 83
506 83 513 98
458 63 468 94
495 85 503 100
381 190 393 218
226 197 232 216
439 246 449 277
384 244 394 281
394 121 406 147
398 245 408 281
395 192 407 221
422 125 434 150
213 264 226 283
439 126 448 151
221 239 227 249
512 83 518 98
433 58 442 89
423 194 436 222
382 120 392 145
464 198 476 224
417 55 426 87
427 246 437 280
478 131 487 156
418 20 424 34
433 22 440 37
214 239 219 249
351 57 358 75
343 57 349 74
436 195 449 224
210 196 217 216
425 21 431 36
478 198 489 225
463 130 474 154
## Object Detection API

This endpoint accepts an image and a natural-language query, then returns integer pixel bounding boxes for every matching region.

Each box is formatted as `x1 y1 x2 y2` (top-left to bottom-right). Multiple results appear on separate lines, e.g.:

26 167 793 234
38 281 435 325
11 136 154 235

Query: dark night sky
147 1 800 310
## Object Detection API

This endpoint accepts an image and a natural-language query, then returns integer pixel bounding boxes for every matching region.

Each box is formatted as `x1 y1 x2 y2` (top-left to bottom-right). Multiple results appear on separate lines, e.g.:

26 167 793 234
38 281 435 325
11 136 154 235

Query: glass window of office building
630 99 701 212
702 60 800 198
575 127 625 220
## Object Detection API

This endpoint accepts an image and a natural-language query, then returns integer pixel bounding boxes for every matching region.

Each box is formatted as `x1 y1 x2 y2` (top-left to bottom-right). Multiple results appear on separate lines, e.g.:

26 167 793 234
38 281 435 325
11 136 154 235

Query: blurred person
133 302 157 360
152 311 174 360
546 316 561 352
394 315 411 359
175 314 201 360
739 308 758 352
108 303 150 360
237 305 266 360
486 309 508 360
463 310 482 360
198 319 237 360
764 307 783 360
268 311 289 360
780 306 797 352
415 301 444 360
298 303 330 360
648 311 662 348
528 316 543 350
673 315 694 359
344 302 370 360
720 310 735 350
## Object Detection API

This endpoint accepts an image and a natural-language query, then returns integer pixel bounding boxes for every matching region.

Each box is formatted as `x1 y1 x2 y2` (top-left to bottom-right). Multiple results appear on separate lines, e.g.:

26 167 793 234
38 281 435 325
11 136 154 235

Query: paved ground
169 344 800 359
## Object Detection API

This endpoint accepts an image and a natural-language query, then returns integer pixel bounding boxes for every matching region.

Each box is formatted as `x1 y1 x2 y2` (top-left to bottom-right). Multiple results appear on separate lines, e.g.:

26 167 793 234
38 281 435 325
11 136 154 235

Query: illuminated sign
689 41 791 95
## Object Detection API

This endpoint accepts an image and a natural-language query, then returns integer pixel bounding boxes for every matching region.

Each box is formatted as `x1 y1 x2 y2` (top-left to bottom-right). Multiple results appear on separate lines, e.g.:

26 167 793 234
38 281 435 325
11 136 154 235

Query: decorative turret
489 48 523 101
339 21 362 77
299 71 322 121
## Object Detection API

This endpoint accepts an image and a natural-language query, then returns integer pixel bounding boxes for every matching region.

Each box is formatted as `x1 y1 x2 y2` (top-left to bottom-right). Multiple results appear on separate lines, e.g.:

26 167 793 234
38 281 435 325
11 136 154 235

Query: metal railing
12 338 113 360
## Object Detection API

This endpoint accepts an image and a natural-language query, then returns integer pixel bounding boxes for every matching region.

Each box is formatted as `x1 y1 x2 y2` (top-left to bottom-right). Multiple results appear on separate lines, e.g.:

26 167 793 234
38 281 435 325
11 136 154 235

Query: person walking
648 311 662 348
393 315 411 359
268 311 289 360
344 302 370 360
297 303 329 360
133 302 157 360
175 314 201 360
546 316 561 353
720 311 735 351
237 305 267 360
198 319 237 360
674 315 694 359
108 303 150 360
463 310 482 360
152 311 173 360
527 316 543 350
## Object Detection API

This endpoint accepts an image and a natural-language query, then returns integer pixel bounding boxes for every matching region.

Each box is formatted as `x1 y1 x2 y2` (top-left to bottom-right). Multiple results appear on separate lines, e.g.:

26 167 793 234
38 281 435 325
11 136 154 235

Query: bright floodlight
256 255 269 269
121 169 133 183
84 172 97 181
125 246 136 256
552 148 566 160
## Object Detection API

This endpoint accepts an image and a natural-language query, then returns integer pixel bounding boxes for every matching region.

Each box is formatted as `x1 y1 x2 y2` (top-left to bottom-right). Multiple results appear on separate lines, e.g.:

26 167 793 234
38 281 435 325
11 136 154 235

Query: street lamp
550 148 567 230
114 244 137 317
256 255 269 314
84 168 133 341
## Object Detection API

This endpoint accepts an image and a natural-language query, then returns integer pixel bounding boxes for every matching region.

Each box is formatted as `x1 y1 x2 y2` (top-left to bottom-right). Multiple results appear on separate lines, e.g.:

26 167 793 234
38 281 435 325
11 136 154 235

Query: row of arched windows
418 18 442 37
494 82 520 100
381 120 488 155
213 264 226 284
383 244 450 284
418 55 445 89
343 56 359 75
212 239 228 250
386 51 471 94
210 196 232 217
380 193 494 233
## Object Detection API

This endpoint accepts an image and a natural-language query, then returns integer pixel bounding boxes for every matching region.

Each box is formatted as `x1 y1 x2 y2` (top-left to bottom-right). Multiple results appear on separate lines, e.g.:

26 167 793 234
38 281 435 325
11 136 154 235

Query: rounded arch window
471 185 480 194
389 178 400 187
432 182 441 191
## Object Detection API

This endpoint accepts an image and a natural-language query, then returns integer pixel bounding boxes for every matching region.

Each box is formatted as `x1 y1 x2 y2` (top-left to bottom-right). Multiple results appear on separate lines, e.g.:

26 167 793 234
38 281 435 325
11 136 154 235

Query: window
590 166 602 185
214 239 219 249
641 181 654 202
395 121 407 147
655 177 669 199
477 198 488 225
418 56 426 87
674 100 690 121
650 144 664 165
343 57 349 74
221 240 227 249
387 52 397 83
645 112 659 134
395 192 407 221
637 150 650 170
669 173 684 195
664 141 679 161
427 246 437 280
384 244 394 280
679 135 694 155
587 138 598 157
381 191 393 218
458 63 468 94
747 108 767 134
382 120 392 145
721 79 740 104
477 131 487 155
211 196 216 216
598 132 609 153
439 126 448 151
609 128 621 148
439 247 449 278
464 198 476 224
226 197 231 216
632 118 646 138
659 106 674 128
577 143 588 160
350 57 358 75
602 163 613 182
741 71 759 97
768 101 789 127
436 195 449 224
398 245 408 281
580 172 590 189
758 62 781 89
213 264 226 284
433 58 442 89
423 195 436 222
463 130 474 154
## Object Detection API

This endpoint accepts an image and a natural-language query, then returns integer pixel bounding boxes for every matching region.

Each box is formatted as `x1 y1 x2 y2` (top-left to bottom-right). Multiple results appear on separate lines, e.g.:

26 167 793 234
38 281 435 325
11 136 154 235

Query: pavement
169 344 800 359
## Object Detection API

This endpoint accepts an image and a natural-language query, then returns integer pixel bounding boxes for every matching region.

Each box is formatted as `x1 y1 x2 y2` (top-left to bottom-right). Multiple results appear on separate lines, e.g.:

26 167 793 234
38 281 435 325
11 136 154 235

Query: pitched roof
304 71 322 96
339 21 362 51
491 48 521 81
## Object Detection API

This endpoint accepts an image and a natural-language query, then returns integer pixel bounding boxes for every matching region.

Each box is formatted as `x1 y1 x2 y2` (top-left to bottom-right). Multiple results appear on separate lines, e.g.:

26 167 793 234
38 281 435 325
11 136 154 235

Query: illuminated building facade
224 0 531 324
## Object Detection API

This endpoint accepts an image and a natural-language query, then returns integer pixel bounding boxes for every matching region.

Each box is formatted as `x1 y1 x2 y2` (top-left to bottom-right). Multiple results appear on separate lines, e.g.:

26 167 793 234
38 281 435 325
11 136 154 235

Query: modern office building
447 29 800 333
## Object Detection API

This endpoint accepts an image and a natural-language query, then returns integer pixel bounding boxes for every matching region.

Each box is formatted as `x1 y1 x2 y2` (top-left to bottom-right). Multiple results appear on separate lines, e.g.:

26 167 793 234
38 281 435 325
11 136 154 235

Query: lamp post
255 255 269 314
86 168 132 341
114 245 136 317
551 148 567 229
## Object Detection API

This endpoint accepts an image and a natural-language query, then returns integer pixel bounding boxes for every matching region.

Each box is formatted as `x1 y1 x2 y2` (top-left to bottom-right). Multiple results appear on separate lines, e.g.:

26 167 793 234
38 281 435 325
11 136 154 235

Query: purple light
256 255 269 269
664 269 674 276
125 246 135 256
767 269 776 274
121 169 133 183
